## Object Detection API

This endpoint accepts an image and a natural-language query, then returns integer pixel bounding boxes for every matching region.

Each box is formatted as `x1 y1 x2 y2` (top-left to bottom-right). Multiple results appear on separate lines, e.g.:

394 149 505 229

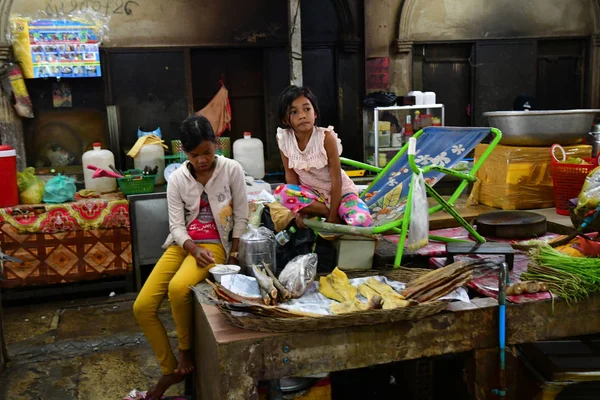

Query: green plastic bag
16 167 45 204
43 174 76 204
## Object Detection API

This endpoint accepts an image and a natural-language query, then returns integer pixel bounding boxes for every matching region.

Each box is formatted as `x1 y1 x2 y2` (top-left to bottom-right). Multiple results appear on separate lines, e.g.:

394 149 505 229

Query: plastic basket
551 158 597 215
117 169 156 195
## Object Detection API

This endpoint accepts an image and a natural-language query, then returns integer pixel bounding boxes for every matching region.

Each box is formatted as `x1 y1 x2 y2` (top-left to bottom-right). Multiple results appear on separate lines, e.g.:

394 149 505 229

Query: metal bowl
483 109 600 146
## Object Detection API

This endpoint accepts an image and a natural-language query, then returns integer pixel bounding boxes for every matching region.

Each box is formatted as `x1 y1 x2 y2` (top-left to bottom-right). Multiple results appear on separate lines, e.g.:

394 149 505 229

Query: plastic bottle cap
93 142 101 149
0 145 13 151
243 132 252 138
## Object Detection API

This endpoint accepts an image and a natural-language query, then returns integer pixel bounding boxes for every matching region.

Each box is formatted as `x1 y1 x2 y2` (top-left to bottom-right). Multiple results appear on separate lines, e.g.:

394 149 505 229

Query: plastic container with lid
82 142 117 193
134 144 166 185
233 132 265 179
423 91 436 105
0 145 19 207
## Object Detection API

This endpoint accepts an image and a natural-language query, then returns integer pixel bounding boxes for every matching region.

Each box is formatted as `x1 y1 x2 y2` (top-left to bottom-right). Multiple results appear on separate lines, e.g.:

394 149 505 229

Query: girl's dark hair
278 85 320 127
180 115 216 152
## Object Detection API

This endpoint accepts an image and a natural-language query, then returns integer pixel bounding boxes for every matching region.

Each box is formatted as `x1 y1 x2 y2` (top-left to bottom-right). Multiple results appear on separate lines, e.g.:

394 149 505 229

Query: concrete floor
0 293 185 400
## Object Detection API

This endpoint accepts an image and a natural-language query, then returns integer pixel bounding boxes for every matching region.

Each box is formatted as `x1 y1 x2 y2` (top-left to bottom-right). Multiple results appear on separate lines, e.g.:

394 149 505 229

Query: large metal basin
483 109 600 146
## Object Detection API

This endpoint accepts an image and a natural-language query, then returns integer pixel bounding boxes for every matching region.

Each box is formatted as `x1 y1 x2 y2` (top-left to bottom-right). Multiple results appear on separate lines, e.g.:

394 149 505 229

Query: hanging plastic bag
43 174 77 203
3 63 34 118
407 171 429 251
248 202 265 228
16 167 45 204
278 253 318 298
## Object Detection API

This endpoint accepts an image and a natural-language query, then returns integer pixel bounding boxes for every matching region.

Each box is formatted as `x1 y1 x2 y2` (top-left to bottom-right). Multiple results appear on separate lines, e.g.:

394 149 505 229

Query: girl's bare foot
145 373 184 400
174 348 194 375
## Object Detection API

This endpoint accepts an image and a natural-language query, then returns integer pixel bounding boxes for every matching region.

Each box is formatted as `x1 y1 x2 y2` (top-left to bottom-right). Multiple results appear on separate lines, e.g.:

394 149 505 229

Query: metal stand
445 242 515 270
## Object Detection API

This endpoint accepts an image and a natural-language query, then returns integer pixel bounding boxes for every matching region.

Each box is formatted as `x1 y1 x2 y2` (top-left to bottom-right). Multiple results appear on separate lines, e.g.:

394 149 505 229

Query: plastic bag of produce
278 253 318 298
407 171 429 251
16 167 45 204
576 166 600 212
43 174 76 203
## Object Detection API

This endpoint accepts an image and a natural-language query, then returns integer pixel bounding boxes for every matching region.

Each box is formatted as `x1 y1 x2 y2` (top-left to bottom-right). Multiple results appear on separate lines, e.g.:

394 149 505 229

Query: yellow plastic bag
17 167 45 204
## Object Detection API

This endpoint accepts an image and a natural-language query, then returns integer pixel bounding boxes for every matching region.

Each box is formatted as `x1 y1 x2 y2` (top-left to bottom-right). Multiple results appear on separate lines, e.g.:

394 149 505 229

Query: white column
288 0 303 86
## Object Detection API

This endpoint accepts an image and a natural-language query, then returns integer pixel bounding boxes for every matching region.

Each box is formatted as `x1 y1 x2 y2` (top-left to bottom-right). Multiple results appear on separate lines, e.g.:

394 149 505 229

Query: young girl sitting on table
274 85 373 228
133 115 248 400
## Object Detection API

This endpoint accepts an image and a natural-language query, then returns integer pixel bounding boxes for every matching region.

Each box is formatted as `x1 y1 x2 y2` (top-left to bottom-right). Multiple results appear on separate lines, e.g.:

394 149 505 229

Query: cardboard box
470 144 592 210
334 235 377 270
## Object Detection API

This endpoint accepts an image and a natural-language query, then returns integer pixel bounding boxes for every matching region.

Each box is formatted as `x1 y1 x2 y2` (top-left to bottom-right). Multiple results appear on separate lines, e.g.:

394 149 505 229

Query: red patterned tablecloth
0 193 132 288
0 193 130 234
0 226 132 288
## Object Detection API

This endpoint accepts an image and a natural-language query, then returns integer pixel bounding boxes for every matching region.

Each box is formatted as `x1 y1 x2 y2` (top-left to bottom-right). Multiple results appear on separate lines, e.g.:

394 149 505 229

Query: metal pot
238 227 276 276
483 109 600 146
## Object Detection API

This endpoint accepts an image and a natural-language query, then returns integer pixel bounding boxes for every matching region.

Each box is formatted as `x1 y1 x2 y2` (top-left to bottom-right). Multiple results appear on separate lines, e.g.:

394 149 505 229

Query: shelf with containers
362 104 445 168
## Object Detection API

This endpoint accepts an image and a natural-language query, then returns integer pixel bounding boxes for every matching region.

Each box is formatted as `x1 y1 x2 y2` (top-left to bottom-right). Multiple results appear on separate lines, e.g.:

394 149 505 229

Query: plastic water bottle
275 226 297 246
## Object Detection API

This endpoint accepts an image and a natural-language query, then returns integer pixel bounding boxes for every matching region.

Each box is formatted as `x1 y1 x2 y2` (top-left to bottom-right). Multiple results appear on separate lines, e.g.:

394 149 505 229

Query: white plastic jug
423 91 436 105
233 132 265 179
134 144 166 185
407 90 424 105
82 143 117 193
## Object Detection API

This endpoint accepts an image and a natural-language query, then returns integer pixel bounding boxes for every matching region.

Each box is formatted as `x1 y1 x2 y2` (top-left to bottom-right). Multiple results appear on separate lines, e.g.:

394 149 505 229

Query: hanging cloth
195 83 232 137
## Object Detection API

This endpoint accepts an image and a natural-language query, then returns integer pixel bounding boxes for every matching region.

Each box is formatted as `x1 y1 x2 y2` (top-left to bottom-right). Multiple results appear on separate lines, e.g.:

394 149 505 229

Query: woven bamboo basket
213 267 449 333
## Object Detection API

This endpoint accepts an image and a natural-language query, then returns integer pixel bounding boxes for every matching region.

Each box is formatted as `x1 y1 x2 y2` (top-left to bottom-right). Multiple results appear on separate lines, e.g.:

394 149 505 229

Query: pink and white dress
274 126 373 227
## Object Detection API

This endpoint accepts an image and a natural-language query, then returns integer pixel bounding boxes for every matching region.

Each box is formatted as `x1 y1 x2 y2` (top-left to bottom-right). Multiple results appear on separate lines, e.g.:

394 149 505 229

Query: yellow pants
133 243 226 374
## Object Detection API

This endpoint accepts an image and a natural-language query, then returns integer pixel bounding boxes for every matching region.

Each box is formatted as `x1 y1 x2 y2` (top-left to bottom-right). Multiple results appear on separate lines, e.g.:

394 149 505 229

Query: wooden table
192 292 600 399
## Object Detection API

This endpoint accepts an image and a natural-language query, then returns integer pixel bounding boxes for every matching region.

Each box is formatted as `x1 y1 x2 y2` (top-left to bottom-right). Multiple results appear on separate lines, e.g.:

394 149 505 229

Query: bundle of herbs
523 245 600 303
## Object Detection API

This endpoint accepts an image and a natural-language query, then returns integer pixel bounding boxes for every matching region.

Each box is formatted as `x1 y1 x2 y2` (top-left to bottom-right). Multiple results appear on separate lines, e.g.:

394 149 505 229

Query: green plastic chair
303 126 503 267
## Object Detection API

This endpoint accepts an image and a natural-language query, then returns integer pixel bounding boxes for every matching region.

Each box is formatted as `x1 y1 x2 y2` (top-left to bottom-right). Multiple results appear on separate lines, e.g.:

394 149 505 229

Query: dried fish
252 265 278 301
262 262 291 301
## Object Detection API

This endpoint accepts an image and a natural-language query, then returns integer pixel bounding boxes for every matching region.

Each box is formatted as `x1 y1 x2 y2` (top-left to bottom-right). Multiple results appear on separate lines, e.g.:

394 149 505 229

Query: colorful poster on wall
366 57 390 91
10 17 103 79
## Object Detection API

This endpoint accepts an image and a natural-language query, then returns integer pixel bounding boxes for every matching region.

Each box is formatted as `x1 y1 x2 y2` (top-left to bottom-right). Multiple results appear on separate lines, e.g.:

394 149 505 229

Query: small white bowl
210 264 241 283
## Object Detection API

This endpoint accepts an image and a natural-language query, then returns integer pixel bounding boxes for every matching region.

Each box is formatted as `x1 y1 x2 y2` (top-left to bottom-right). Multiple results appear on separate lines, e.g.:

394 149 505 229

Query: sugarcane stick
405 260 483 288
415 272 472 303
206 279 264 304
403 261 483 296
262 262 291 301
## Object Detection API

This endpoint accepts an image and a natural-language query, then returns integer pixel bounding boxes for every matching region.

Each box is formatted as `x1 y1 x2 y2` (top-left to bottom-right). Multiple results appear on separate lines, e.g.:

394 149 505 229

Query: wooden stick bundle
401 260 493 302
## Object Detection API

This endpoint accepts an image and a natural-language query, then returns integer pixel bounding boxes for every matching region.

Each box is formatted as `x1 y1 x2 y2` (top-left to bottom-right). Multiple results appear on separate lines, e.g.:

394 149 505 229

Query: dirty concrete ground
0 293 184 400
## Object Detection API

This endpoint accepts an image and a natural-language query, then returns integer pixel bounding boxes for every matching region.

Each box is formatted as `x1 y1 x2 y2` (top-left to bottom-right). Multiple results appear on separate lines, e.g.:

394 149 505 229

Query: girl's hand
295 213 307 229
192 247 215 268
